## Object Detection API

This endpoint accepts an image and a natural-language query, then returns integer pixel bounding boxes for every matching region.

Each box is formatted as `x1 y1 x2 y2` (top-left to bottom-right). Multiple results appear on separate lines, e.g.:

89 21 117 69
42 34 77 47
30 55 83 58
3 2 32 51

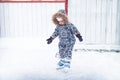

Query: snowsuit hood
52 9 69 25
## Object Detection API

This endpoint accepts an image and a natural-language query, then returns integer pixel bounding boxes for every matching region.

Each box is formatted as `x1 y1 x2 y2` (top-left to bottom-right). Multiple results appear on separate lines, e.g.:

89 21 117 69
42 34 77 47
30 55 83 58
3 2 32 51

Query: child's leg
61 43 74 70
57 42 74 71
58 43 74 59
58 43 66 58
65 43 75 59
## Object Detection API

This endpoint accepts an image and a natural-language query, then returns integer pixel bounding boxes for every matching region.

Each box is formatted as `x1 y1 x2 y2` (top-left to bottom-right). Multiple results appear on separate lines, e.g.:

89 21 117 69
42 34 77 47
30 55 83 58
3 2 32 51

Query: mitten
46 37 53 44
76 34 83 42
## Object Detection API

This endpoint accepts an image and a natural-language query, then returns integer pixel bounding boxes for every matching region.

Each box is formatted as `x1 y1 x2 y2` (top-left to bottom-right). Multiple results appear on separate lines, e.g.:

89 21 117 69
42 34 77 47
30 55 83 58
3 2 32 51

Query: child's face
58 21 65 26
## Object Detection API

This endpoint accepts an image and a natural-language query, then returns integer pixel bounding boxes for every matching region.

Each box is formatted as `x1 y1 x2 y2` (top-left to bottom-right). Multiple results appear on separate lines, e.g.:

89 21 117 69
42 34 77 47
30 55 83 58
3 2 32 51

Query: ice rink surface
0 38 120 80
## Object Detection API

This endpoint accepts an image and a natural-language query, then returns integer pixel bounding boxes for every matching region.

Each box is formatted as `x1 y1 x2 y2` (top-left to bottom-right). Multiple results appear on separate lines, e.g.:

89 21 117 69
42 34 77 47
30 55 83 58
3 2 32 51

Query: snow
0 38 120 80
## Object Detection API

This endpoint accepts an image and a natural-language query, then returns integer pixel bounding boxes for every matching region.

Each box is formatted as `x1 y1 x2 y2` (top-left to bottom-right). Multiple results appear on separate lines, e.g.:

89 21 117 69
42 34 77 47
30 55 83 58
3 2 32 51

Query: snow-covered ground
0 38 120 80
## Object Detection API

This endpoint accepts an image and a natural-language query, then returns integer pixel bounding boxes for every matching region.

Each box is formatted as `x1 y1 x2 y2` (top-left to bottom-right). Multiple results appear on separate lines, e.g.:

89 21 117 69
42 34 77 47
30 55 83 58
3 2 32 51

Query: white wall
0 3 64 38
0 0 120 46
68 0 119 45
116 0 120 45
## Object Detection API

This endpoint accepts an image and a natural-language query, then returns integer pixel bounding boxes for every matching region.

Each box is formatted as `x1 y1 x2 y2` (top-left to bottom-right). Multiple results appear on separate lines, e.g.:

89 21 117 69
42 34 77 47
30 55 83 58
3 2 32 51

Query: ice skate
56 60 64 70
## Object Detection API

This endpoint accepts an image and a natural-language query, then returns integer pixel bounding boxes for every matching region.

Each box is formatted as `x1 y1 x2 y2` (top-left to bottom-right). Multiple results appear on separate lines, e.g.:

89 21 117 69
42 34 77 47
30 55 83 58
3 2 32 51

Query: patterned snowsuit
52 23 80 59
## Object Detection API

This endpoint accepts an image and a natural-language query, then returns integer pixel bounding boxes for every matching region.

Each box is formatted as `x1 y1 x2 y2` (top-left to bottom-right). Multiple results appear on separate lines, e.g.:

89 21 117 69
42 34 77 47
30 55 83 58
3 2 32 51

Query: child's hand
76 34 83 42
79 36 83 42
46 37 53 44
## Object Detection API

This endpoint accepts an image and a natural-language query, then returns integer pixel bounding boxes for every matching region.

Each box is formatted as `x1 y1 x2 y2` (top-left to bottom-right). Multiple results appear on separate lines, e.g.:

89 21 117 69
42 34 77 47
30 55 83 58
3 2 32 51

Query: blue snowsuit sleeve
69 23 80 35
51 27 59 38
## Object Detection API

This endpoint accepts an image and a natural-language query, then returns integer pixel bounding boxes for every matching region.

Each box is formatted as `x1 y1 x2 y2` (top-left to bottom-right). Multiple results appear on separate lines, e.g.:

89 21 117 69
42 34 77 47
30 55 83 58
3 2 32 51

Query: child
46 9 83 72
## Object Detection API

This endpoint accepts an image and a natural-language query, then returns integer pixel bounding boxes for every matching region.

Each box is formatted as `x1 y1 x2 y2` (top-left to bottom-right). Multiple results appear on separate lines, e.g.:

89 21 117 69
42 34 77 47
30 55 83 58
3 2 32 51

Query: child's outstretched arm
46 27 59 44
70 24 83 42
